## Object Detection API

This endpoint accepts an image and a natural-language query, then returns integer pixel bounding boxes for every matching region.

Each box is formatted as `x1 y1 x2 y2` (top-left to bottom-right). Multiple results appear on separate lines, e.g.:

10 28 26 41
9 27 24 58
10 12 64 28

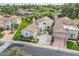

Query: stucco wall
53 32 67 39
68 30 78 39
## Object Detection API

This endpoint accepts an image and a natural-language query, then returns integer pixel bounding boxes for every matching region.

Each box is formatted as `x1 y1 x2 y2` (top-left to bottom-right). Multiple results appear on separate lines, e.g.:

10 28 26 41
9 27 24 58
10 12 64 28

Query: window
70 34 75 38
43 22 46 25
70 34 73 38
26 33 28 36
40 29 42 32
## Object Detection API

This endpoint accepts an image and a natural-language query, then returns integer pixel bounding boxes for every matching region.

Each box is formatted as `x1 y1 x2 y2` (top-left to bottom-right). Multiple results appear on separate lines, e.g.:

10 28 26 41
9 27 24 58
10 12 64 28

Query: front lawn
13 20 32 40
0 33 4 38
67 41 79 51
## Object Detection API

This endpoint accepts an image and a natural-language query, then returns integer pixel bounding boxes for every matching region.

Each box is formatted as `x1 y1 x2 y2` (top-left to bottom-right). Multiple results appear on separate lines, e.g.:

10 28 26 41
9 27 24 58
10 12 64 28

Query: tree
9 47 31 56
61 3 79 19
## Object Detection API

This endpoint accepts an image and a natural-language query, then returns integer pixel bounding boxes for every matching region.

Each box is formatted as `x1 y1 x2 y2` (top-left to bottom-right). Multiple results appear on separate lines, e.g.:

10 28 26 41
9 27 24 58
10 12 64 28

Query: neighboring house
53 17 79 39
21 16 53 37
0 15 6 28
36 17 53 34
21 16 53 45
17 9 32 15
52 17 79 48
0 15 21 29
21 22 38 38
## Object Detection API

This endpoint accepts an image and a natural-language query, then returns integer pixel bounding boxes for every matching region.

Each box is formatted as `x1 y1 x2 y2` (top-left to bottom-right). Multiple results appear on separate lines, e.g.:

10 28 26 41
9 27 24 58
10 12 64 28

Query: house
21 16 53 37
0 15 21 29
17 9 32 15
53 17 79 39
21 22 38 38
52 17 79 48
21 16 53 45
0 15 6 28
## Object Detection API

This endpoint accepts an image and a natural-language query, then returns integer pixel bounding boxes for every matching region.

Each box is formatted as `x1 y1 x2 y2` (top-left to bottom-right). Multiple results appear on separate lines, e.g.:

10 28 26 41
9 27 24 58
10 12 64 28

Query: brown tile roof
22 22 38 32
36 16 53 24
73 19 79 25
8 15 21 22
0 16 6 21
57 17 75 25
53 17 76 33
0 16 6 27
0 20 4 27
22 16 53 32
0 15 21 27
53 20 68 34
5 15 21 22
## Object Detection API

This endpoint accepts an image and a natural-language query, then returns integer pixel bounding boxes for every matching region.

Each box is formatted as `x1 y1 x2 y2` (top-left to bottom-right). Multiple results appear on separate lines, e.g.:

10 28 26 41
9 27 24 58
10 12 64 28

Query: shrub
0 27 4 32
9 47 31 56
67 41 79 51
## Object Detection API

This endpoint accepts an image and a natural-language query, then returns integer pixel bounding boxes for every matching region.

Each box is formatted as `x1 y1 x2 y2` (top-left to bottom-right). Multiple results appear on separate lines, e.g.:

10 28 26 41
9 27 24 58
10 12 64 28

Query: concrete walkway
0 30 15 42
1 30 14 42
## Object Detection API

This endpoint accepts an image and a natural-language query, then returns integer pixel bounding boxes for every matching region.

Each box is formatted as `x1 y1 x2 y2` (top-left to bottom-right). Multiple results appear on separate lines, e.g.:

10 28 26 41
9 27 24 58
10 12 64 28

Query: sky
0 3 64 5
0 0 78 6
0 0 78 5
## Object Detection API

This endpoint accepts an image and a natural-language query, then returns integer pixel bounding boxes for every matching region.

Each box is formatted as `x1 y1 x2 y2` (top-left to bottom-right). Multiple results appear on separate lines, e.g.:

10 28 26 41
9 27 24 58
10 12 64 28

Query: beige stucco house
53 17 79 39
21 16 53 45
0 15 21 30
52 17 79 48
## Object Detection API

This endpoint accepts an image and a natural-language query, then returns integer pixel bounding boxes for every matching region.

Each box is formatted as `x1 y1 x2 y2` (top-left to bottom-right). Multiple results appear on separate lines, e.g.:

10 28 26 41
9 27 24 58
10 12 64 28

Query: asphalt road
1 43 79 56
0 42 4 46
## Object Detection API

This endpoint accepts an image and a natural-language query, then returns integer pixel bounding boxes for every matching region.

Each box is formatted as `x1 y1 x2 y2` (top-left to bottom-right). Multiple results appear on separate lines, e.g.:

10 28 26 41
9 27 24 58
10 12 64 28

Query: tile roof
53 20 68 33
0 15 21 27
8 15 21 22
22 16 53 32
0 15 21 22
36 16 53 23
53 17 77 33
73 19 79 25
22 22 38 32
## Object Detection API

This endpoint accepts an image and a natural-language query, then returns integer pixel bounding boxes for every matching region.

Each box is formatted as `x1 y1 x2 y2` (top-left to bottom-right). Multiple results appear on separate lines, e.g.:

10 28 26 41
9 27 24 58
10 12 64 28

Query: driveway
2 30 14 42
53 37 66 48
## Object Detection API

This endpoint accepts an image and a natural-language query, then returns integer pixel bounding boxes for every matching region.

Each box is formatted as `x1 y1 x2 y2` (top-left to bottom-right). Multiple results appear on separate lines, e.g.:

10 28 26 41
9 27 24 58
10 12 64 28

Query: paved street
1 43 79 56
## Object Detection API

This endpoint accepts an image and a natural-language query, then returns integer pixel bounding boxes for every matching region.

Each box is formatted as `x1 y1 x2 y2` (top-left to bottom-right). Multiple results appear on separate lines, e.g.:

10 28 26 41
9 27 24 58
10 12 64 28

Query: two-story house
52 17 79 48
0 15 21 30
21 16 53 45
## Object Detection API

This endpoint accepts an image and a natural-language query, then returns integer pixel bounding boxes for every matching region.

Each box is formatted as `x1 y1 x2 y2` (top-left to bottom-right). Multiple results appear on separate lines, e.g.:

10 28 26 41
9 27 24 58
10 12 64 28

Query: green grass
13 20 32 40
0 33 4 38
67 41 79 51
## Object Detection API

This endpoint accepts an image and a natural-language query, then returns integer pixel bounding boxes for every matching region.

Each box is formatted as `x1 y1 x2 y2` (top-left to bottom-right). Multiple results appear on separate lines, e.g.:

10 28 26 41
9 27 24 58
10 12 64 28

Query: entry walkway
2 30 14 42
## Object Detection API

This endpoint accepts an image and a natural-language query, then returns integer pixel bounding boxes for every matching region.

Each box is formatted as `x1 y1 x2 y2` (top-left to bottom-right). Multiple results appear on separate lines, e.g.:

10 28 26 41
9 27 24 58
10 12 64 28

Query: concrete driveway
53 37 66 48
2 30 14 42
